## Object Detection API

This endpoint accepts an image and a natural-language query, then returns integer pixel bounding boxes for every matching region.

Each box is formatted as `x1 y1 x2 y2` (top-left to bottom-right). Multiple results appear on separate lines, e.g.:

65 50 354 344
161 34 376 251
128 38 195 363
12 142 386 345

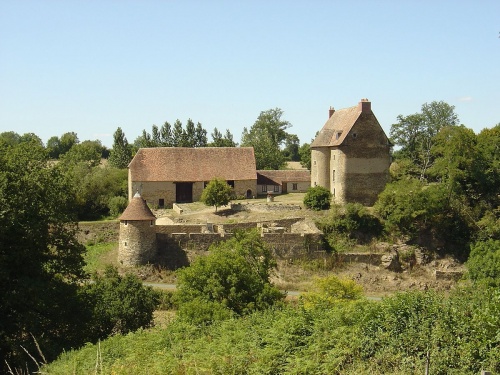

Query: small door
282 182 287 193
176 182 193 203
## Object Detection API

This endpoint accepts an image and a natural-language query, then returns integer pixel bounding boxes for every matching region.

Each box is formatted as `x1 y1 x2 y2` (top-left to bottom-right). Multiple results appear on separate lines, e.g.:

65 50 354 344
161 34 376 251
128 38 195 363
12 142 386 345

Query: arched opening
246 189 252 199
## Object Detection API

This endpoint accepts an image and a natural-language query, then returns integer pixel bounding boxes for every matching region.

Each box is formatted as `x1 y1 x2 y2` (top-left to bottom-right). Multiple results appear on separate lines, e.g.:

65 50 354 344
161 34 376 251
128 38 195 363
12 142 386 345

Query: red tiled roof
311 105 361 147
119 193 156 221
257 170 311 185
129 147 257 182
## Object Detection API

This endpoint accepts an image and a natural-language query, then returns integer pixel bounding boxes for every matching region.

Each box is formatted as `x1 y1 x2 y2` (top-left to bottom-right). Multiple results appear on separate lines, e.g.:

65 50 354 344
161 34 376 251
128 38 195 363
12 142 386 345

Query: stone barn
310 99 391 205
128 147 257 208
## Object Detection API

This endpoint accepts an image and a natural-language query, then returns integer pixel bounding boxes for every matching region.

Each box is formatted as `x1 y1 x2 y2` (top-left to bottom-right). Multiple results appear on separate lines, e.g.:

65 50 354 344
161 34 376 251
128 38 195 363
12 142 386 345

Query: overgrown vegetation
316 203 383 252
44 282 500 374
175 230 285 325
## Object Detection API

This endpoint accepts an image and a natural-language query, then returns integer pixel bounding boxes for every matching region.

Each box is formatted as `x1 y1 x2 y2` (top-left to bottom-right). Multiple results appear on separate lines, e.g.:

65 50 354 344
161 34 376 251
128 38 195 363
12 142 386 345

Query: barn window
274 185 279 193
292 183 298 190
261 185 267 192
226 180 235 188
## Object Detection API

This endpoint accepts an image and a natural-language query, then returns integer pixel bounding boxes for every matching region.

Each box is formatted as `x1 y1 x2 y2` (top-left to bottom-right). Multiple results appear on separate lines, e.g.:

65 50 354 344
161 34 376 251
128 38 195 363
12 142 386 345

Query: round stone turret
118 192 157 266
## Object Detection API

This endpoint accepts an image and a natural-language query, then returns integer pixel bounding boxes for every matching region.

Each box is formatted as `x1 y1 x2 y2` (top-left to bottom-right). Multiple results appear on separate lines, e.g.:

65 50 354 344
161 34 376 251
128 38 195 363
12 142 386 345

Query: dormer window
336 132 342 140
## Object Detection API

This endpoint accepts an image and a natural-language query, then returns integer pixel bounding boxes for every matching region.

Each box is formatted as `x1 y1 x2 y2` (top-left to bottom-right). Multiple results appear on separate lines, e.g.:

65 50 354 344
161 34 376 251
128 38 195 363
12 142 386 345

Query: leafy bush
301 275 364 310
175 230 285 324
303 186 332 210
375 179 472 257
316 203 383 252
466 239 500 287
108 195 128 217
82 266 159 340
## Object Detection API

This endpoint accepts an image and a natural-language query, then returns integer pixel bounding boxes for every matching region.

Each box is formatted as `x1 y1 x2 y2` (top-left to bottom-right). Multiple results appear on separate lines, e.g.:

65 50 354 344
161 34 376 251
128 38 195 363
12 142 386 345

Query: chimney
358 98 371 113
328 106 335 118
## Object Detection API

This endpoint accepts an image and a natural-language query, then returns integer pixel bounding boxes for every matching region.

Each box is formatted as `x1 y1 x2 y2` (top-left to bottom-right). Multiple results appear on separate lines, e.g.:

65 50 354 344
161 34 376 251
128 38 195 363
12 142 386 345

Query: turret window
332 170 336 182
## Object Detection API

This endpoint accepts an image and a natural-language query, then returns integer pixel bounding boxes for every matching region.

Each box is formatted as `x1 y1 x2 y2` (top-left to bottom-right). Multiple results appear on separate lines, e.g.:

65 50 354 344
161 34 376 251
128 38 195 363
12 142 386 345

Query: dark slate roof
311 105 361 147
119 192 156 221
257 170 311 185
129 147 257 182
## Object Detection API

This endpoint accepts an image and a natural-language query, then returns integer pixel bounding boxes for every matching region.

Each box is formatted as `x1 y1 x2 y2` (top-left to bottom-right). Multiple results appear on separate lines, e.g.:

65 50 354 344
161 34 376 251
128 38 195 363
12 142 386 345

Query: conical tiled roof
118 192 156 221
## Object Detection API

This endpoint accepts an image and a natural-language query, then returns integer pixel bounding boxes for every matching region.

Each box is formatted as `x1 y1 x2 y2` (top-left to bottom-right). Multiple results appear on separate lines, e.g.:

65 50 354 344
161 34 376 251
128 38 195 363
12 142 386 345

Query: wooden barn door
176 182 193 203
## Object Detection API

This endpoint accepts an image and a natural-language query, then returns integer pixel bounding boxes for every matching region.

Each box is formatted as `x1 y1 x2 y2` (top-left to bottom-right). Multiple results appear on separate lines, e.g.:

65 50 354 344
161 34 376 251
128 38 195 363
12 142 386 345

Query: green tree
200 177 233 212
175 230 285 324
0 140 87 370
172 119 185 146
0 131 21 146
303 186 332 210
390 101 459 180
282 134 300 161
298 142 311 170
108 127 132 169
241 108 291 170
59 140 104 168
185 119 196 147
375 179 471 256
194 122 208 147
82 266 158 340
210 127 237 147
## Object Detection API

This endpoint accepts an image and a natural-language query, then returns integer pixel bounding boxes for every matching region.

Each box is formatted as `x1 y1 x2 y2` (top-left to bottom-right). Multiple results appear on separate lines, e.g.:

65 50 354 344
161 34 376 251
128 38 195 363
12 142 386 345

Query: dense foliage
0 141 159 372
0 140 87 370
44 284 500 374
200 178 233 212
316 203 383 252
82 266 159 341
241 108 296 169
303 185 332 210
175 230 285 324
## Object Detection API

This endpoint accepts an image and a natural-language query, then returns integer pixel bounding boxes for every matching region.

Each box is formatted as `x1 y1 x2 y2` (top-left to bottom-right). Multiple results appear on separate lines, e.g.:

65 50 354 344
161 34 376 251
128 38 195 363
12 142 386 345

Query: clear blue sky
1 0 498 148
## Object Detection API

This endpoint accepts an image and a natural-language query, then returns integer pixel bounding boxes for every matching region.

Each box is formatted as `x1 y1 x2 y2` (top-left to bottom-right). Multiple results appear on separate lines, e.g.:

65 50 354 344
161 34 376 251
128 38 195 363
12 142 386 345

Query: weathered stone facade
311 99 391 206
118 220 157 266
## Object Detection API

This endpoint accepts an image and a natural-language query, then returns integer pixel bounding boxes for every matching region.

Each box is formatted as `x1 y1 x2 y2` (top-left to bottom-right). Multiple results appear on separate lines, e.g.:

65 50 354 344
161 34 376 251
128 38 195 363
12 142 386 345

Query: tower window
124 241 127 247
332 170 336 182
124 220 128 226
313 160 317 165
352 133 357 139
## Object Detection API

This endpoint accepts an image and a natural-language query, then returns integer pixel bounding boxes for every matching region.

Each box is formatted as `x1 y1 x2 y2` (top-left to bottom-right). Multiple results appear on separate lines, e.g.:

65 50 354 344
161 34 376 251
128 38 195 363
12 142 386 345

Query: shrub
108 195 128 217
82 266 159 340
315 203 383 252
301 275 364 310
175 230 285 324
303 186 332 210
466 239 500 287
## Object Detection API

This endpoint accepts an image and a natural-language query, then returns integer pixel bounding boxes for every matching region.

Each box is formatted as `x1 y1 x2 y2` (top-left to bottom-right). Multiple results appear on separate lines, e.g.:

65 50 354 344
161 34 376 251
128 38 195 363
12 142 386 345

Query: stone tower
118 192 157 266
311 99 391 206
